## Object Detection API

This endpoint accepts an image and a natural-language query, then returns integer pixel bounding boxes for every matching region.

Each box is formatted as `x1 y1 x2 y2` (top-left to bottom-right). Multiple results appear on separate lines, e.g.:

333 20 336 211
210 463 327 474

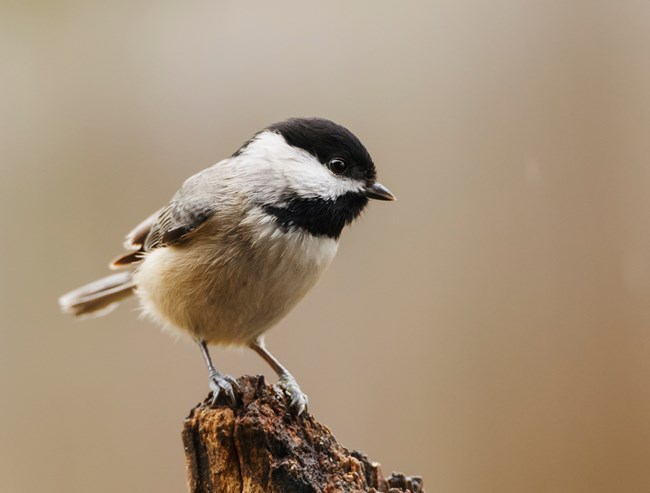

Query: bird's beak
363 182 396 201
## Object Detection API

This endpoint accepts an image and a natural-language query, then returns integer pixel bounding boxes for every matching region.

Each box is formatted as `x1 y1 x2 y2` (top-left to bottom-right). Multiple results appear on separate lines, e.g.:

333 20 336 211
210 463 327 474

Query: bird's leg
249 337 308 415
198 340 238 405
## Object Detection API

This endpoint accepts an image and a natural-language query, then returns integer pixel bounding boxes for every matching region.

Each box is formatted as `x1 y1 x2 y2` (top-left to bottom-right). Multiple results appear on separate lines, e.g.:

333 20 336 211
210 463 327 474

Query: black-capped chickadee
59 117 395 414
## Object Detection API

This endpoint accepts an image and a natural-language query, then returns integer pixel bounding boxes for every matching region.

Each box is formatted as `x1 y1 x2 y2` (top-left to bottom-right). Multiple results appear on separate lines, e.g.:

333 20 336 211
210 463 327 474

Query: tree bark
182 375 425 493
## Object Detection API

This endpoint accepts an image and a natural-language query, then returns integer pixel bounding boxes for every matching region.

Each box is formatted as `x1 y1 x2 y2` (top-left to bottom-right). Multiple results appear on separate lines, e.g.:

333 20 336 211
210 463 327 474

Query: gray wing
144 199 214 250
111 170 219 268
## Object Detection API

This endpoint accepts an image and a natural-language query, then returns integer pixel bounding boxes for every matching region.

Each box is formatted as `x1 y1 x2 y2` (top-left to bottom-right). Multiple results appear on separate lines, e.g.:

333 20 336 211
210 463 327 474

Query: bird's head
233 117 394 239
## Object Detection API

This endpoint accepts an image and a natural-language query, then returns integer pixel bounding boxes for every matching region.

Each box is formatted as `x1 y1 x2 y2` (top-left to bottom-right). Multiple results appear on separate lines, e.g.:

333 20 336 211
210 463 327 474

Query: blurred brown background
2 1 650 492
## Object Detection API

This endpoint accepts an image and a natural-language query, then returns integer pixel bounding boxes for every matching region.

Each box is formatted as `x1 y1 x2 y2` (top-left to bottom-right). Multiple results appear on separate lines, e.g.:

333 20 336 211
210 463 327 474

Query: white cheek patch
236 131 365 202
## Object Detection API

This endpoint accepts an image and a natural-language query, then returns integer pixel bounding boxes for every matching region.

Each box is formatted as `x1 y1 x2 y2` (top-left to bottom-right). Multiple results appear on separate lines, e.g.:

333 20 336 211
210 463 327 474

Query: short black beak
363 182 396 201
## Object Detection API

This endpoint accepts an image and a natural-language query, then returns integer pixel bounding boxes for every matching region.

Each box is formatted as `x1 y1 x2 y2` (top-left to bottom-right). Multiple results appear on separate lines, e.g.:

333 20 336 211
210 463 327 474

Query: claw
224 374 240 390
277 375 309 415
208 372 238 406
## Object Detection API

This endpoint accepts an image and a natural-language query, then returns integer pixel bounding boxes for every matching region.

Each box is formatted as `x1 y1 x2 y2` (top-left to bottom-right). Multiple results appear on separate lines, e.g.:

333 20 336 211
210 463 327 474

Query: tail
59 271 135 318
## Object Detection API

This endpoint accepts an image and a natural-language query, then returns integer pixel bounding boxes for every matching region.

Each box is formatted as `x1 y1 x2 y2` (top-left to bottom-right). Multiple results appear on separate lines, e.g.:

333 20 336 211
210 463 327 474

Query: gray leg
198 340 238 405
249 337 308 415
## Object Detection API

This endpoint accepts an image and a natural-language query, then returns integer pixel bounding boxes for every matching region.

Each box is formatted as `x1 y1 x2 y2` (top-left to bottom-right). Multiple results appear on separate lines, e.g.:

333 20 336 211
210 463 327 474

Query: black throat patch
262 192 368 239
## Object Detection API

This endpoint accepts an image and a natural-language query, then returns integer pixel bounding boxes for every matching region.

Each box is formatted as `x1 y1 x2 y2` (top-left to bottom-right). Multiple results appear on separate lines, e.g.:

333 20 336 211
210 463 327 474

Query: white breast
134 209 338 345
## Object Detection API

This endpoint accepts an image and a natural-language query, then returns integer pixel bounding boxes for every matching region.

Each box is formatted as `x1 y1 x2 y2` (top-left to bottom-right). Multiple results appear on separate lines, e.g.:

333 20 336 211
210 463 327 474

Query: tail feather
59 271 135 318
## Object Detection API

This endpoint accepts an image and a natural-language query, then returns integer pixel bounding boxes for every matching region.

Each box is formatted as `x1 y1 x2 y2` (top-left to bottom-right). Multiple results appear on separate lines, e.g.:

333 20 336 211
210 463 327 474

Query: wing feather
110 170 218 269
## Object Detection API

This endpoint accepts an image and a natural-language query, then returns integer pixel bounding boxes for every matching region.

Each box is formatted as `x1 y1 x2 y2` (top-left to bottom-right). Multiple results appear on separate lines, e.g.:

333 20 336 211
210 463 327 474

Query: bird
59 117 395 414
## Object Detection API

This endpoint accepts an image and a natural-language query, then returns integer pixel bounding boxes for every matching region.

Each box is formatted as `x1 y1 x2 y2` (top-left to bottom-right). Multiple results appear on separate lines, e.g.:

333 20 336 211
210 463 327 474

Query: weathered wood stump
182 375 425 492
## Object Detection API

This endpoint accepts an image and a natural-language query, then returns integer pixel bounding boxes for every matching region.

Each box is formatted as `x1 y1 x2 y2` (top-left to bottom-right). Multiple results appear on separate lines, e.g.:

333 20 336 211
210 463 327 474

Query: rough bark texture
182 375 425 493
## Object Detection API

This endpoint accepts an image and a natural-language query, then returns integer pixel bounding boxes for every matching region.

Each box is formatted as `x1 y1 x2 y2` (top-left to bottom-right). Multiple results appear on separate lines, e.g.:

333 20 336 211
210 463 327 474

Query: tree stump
182 375 425 493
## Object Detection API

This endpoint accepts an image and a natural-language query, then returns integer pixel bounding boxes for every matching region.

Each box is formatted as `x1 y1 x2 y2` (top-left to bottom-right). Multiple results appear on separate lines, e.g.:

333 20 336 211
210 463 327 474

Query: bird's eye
328 158 347 175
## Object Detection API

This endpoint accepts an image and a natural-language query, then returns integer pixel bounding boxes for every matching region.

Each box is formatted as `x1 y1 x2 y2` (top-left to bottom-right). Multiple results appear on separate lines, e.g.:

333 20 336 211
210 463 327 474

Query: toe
224 382 236 405
292 394 308 415
209 382 221 405
224 375 240 390
208 374 238 406
278 377 309 415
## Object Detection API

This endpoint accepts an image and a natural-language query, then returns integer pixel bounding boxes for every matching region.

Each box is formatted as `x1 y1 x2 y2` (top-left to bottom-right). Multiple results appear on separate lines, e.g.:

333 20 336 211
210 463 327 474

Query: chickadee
59 117 394 414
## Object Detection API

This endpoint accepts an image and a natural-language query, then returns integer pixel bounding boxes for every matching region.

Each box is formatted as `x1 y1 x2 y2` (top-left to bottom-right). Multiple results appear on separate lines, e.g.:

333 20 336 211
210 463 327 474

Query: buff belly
133 221 338 345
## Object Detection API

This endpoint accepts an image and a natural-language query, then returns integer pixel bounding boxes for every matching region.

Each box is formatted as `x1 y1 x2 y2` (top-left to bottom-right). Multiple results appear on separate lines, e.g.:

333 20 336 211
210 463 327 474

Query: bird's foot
208 371 238 406
277 374 308 415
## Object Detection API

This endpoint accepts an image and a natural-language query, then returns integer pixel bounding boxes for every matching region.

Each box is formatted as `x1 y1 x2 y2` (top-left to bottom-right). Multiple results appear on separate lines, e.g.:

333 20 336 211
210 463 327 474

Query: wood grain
182 375 425 493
